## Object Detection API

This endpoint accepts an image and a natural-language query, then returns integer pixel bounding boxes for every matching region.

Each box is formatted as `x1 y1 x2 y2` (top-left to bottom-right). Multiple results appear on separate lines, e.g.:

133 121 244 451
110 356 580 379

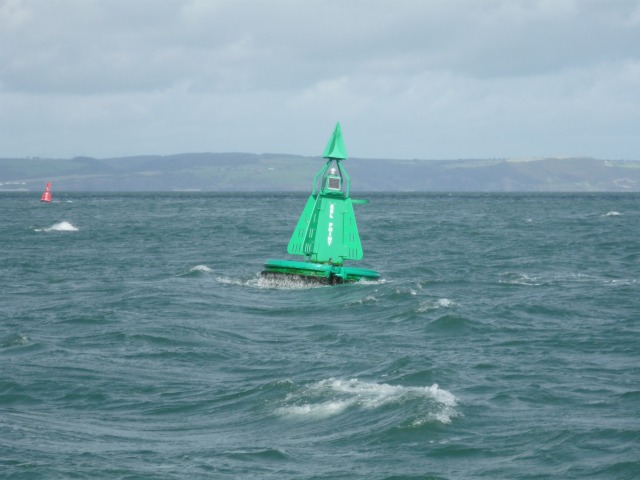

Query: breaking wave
276 378 458 424
36 221 79 232
190 264 212 273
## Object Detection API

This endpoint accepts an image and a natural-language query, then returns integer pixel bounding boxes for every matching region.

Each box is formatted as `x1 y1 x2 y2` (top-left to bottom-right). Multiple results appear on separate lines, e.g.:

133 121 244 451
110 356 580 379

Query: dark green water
1 192 639 479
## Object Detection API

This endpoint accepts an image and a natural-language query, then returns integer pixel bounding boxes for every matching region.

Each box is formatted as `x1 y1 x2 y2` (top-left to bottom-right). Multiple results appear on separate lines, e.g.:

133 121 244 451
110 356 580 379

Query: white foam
216 276 250 286
190 265 212 273
498 272 542 286
348 294 379 305
251 274 325 290
436 298 455 307
37 221 78 232
250 272 382 290
356 277 385 285
176 265 214 277
418 298 456 312
283 400 351 418
605 211 621 216
277 378 458 424
411 409 458 426
394 286 418 296
604 278 637 286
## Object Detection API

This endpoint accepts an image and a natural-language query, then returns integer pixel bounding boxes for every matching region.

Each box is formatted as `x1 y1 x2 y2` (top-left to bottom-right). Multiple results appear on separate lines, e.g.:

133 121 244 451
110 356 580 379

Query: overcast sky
1 0 639 160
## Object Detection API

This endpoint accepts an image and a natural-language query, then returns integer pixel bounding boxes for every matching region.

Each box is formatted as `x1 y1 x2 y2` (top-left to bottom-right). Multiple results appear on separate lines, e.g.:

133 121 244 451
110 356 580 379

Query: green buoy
262 123 381 284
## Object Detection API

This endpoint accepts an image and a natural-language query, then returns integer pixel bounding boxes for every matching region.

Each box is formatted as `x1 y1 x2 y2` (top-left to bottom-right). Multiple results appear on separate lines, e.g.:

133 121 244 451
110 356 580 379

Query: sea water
1 192 639 479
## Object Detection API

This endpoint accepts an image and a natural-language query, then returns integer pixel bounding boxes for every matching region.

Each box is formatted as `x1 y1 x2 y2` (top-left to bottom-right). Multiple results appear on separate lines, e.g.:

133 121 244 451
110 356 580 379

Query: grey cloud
1 0 639 159
4 0 638 93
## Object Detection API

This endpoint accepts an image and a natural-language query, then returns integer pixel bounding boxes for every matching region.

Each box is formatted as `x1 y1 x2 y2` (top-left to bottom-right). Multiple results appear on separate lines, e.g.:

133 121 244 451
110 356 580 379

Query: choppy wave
190 264 212 273
499 271 637 287
177 264 213 276
276 378 458 424
498 272 543 286
418 298 456 312
36 221 79 232
0 333 30 349
3 192 639 479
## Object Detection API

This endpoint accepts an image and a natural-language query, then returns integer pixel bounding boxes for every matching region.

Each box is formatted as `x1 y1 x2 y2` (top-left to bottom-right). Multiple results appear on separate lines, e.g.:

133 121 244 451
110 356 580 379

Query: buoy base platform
262 259 380 285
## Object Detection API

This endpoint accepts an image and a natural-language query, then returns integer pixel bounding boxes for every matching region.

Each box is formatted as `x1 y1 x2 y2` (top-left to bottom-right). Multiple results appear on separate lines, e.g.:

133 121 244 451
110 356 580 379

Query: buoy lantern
262 123 380 284
41 182 52 202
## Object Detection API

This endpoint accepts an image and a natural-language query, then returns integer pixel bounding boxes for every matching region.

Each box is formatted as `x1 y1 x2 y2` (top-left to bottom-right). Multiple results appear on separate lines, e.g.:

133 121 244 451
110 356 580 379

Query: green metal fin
322 122 348 160
286 194 363 264
287 195 318 256
340 198 363 261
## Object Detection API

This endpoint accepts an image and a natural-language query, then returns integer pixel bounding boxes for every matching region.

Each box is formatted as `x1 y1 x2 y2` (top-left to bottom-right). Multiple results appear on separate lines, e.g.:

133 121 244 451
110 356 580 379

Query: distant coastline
2 154 639 192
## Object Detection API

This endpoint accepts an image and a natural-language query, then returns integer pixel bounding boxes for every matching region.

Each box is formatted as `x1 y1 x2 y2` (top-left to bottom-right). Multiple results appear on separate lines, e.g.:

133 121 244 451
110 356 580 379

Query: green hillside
1 154 639 192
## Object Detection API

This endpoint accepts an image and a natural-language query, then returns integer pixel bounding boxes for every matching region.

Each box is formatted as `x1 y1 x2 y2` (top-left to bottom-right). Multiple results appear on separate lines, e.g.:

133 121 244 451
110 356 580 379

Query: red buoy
41 182 52 202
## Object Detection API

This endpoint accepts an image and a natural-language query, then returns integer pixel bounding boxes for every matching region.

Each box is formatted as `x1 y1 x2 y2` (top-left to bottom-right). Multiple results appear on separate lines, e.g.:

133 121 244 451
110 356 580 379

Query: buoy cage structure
262 123 380 284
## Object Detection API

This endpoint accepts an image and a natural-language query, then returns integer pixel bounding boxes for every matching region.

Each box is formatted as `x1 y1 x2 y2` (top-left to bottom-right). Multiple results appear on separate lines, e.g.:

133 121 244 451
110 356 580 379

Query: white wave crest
284 400 351 417
498 272 542 286
348 294 379 305
277 378 458 423
176 265 214 277
418 298 456 312
190 265 212 273
436 298 455 307
605 211 621 216
37 221 78 232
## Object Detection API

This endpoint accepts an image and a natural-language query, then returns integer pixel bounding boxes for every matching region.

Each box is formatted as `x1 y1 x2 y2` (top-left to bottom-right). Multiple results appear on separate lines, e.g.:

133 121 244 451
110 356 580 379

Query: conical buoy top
322 122 348 160
41 182 52 202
